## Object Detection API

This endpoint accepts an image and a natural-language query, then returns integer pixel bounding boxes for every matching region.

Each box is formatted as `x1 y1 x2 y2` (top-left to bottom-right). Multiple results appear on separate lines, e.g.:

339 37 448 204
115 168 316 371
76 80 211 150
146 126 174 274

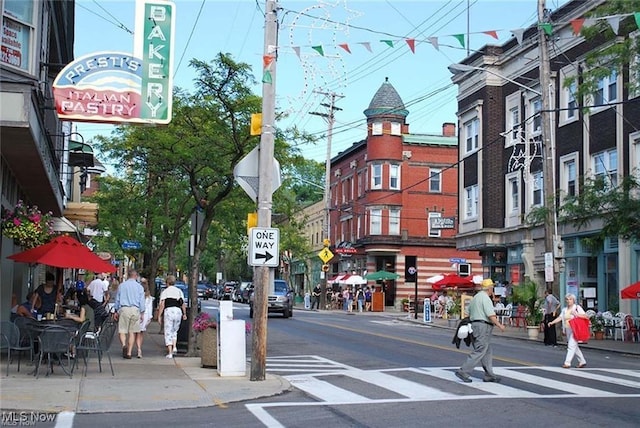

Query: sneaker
165 353 173 359
173 347 177 355
455 370 472 383
483 375 501 383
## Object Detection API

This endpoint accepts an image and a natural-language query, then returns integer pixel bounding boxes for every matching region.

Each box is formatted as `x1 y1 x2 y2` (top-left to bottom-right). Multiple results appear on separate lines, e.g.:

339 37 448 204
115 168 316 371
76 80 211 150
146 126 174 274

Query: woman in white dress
135 278 154 359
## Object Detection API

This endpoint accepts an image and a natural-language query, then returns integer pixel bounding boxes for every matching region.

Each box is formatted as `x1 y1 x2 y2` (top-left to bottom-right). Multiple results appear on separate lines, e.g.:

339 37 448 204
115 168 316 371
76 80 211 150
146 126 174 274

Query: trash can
176 309 192 352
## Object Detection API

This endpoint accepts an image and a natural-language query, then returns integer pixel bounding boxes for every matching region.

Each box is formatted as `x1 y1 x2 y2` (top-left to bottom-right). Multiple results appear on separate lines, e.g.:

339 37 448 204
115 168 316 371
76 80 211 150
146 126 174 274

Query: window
560 154 578 199
530 97 542 135
506 172 520 215
595 70 618 105
566 81 577 119
631 133 640 179
505 92 521 146
391 122 401 136
1 0 35 72
532 171 543 206
370 208 382 235
389 208 400 235
428 168 441 192
428 212 441 237
464 118 479 153
372 122 382 135
464 185 478 219
593 148 618 188
371 164 382 189
357 172 363 197
389 164 400 190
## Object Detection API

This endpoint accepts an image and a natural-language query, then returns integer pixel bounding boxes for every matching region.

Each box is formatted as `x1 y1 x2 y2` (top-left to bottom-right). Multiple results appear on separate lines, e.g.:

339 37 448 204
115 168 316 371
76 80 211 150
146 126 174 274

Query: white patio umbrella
343 275 366 285
426 274 445 284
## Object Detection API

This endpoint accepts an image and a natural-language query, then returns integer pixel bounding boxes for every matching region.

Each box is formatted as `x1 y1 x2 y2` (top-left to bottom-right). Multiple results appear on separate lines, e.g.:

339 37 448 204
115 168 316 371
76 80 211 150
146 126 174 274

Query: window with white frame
532 170 543 206
595 69 618 105
593 148 618 188
429 168 441 192
428 212 441 237
1 0 35 72
464 118 479 153
371 164 382 189
464 184 478 219
631 133 640 178
560 153 578 200
559 68 578 124
370 208 382 235
357 172 363 197
391 122 401 136
389 164 400 190
506 172 520 215
372 122 383 135
389 208 400 235
566 81 577 119
529 97 542 135
505 92 521 146
632 31 640 99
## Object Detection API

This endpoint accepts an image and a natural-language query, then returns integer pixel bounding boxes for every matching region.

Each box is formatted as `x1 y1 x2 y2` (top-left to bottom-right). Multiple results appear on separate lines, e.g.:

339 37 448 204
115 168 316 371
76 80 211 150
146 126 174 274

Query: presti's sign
52 1 175 124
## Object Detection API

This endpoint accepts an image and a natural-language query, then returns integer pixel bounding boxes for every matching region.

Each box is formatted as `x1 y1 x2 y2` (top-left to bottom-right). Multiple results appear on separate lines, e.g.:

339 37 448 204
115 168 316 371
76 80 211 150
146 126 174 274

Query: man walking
543 289 560 346
455 278 505 383
310 284 321 310
114 270 145 359
88 273 108 305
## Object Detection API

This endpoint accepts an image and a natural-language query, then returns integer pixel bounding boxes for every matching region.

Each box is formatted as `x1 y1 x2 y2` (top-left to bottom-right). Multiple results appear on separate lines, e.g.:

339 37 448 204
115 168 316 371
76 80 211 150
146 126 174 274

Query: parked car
173 281 202 312
249 279 293 318
240 283 254 303
197 282 213 300
222 282 237 300
233 281 252 303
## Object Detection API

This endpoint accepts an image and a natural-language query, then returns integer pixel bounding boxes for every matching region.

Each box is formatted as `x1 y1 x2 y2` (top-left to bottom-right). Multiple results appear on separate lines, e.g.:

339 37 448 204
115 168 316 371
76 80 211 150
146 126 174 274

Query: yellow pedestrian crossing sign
318 248 334 263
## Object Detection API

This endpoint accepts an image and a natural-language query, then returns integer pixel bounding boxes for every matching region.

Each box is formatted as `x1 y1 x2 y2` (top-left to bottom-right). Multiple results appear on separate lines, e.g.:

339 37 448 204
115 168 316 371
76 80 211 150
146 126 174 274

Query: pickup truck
249 279 293 318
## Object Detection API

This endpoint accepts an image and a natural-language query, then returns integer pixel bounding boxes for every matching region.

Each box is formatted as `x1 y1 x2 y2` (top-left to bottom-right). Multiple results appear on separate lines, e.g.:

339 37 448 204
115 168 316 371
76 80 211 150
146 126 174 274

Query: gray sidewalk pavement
1 307 638 414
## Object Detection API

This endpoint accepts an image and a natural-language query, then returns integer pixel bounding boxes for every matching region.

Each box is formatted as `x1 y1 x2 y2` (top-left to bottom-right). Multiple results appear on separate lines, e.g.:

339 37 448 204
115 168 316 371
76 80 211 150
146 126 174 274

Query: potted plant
446 295 462 326
590 312 605 339
193 312 218 368
511 278 543 339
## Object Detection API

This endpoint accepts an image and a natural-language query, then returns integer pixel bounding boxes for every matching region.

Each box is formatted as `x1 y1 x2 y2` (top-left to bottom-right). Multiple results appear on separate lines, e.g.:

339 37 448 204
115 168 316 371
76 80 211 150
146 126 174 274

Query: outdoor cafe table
26 320 78 377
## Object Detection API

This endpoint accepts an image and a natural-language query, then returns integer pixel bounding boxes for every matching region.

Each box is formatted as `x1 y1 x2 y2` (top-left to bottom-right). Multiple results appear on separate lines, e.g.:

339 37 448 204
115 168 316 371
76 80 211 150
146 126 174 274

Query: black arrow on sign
255 251 273 263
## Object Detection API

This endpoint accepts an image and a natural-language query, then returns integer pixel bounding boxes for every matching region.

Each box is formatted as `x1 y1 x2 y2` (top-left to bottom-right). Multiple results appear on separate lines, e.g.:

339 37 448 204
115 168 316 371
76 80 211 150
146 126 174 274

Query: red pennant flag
483 30 498 39
338 43 351 54
263 55 274 68
570 18 585 35
405 38 415 53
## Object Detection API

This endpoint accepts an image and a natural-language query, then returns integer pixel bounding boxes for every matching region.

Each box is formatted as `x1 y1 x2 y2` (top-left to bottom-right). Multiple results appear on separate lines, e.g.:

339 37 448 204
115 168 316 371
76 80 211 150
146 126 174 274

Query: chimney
442 122 456 137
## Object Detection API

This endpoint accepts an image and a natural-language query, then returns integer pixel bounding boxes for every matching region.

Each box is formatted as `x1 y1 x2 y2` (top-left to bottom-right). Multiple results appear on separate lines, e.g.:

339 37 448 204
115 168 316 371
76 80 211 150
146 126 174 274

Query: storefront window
2 1 34 72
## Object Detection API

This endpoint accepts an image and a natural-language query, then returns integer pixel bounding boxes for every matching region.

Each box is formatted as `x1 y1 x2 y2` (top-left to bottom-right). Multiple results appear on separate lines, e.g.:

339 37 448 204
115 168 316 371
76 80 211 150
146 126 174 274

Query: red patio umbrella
620 281 640 299
8 235 116 273
431 273 475 291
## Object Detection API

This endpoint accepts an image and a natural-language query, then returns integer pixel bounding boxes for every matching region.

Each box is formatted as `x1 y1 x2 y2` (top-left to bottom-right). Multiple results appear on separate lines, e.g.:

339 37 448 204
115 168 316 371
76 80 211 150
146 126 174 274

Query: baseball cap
481 278 495 288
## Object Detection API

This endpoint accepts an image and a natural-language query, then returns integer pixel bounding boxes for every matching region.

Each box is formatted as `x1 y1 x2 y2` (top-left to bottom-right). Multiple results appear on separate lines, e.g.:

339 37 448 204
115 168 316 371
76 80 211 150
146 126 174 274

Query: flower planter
200 327 217 368
526 326 540 340
593 330 605 340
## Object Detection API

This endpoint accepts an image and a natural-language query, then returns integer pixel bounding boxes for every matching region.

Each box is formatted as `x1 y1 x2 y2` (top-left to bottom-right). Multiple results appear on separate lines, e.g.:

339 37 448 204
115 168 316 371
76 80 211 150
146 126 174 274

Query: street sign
122 240 142 250
248 227 279 267
234 145 282 202
449 257 466 263
318 248 334 263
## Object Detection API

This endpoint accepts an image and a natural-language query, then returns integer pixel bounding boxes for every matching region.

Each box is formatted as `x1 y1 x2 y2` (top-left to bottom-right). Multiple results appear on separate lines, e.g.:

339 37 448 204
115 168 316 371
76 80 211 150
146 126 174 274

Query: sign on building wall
429 216 456 230
52 1 175 124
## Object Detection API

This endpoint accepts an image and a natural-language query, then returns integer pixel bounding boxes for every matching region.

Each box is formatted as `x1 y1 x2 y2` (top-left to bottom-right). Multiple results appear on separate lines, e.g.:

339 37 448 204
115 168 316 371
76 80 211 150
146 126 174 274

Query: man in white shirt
88 273 108 304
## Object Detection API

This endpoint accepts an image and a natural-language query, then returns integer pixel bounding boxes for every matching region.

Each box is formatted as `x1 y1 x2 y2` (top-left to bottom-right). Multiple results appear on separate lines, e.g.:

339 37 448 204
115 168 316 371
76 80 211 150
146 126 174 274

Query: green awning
68 140 94 167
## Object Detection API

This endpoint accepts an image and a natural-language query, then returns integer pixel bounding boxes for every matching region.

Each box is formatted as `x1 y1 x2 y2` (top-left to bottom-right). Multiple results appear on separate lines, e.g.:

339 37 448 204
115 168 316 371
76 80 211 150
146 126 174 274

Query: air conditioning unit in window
334 168 342 177
350 160 357 169
402 150 412 159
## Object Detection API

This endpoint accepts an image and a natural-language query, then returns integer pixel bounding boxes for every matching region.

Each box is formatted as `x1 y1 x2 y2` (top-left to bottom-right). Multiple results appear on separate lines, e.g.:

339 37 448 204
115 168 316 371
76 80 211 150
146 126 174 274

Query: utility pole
251 0 278 382
538 0 559 297
310 91 343 310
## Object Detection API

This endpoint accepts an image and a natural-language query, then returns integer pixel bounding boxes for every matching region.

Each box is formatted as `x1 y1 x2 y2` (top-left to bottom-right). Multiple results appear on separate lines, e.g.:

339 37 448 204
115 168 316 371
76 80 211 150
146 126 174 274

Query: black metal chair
74 320 117 376
35 326 74 378
0 320 33 375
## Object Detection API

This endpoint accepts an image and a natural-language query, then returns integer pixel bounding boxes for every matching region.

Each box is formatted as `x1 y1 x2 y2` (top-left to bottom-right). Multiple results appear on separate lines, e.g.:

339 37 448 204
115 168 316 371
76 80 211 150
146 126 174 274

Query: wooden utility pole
251 0 278 382
537 0 559 298
310 91 343 310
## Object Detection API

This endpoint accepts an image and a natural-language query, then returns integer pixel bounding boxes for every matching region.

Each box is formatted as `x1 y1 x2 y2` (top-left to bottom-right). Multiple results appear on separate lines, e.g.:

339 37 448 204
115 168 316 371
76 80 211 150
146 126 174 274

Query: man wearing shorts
114 270 145 359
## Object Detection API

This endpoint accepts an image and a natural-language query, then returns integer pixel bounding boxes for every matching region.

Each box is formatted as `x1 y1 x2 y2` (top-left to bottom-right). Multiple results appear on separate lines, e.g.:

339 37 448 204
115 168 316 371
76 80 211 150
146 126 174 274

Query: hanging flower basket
1 200 54 249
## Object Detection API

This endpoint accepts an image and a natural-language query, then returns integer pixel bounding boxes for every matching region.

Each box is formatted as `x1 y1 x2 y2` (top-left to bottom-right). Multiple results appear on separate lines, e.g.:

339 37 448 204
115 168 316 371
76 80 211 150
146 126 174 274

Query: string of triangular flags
271 11 640 61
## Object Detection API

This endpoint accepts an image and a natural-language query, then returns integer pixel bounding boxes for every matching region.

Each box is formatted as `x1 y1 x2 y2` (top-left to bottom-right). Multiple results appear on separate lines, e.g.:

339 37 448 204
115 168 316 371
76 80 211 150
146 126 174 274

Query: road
72 299 640 428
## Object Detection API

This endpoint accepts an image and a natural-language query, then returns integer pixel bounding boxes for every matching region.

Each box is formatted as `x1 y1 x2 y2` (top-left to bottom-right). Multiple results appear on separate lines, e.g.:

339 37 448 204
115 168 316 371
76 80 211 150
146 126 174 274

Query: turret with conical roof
363 77 409 122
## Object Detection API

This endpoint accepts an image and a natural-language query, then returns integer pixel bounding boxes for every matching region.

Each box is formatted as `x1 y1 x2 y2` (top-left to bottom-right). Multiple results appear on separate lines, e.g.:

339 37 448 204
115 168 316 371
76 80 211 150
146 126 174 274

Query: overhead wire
174 0 207 79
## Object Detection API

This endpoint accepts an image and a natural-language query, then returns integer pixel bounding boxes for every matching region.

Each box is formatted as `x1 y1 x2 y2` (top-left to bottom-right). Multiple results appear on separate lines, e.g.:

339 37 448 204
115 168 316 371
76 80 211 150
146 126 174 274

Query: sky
73 0 569 168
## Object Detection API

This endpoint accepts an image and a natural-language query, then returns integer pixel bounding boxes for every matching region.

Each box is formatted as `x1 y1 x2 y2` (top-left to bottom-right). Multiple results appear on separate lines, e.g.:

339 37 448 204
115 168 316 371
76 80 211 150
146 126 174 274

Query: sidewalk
2 308 637 414
0 328 289 414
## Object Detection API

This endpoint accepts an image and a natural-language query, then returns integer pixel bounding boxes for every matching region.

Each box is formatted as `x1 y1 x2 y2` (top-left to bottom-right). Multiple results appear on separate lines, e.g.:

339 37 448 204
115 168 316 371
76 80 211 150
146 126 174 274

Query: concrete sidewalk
0 328 289 414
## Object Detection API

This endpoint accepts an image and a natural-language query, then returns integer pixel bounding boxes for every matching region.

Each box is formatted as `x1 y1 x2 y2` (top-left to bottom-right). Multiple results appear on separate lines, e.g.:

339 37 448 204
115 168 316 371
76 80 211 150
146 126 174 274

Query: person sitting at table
10 292 36 321
32 272 62 315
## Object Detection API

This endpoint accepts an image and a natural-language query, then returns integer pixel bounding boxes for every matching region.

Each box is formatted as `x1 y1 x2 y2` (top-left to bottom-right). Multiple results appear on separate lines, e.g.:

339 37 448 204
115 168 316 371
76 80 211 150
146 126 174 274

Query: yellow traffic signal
247 212 257 234
323 238 331 247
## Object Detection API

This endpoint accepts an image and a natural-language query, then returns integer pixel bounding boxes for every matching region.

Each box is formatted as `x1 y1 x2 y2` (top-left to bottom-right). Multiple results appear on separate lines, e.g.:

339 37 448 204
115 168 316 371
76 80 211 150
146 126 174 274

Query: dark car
222 282 237 300
174 281 202 312
249 279 293 318
197 282 213 300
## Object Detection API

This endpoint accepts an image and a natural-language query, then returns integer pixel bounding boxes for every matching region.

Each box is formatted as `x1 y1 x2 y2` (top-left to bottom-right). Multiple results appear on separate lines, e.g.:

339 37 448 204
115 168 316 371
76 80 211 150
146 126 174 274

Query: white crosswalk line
54 411 75 428
418 367 539 398
345 369 453 399
287 375 369 402
492 368 617 396
540 367 640 388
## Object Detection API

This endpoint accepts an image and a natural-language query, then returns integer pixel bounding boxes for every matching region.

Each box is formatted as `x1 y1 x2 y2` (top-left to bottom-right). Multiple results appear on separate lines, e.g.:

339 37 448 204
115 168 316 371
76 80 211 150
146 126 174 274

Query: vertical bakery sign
53 1 175 124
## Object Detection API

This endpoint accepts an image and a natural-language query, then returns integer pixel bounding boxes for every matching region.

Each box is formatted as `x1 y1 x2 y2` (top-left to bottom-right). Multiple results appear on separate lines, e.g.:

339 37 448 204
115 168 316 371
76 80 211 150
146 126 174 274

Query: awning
51 216 79 233
329 274 347 283
68 140 95 167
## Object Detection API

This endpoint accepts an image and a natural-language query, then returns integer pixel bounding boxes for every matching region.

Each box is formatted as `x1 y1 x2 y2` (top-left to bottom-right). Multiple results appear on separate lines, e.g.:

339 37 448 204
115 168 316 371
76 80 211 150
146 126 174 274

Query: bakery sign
52 1 175 124
429 216 456 230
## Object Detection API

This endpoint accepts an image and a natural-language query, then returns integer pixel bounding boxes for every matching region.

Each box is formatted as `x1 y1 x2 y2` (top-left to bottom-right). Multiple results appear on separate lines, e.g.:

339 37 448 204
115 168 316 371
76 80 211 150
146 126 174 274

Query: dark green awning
68 140 94 167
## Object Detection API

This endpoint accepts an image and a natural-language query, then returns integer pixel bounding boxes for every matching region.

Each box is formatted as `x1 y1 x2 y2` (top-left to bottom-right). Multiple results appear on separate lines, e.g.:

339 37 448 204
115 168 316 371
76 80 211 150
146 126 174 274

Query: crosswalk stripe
344 369 453 399
540 367 640 388
417 367 539 398
286 375 369 402
492 368 617 396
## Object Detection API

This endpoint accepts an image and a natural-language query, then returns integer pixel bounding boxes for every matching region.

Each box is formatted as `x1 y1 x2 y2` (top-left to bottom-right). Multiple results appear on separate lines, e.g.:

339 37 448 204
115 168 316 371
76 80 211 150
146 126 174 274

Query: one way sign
248 227 280 267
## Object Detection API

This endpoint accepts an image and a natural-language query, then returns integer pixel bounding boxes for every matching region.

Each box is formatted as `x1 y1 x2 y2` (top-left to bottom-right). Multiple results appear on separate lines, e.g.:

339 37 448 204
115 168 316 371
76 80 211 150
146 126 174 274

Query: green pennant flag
453 34 465 48
311 45 324 56
540 23 553 36
262 70 272 84
381 40 394 48
635 12 640 30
